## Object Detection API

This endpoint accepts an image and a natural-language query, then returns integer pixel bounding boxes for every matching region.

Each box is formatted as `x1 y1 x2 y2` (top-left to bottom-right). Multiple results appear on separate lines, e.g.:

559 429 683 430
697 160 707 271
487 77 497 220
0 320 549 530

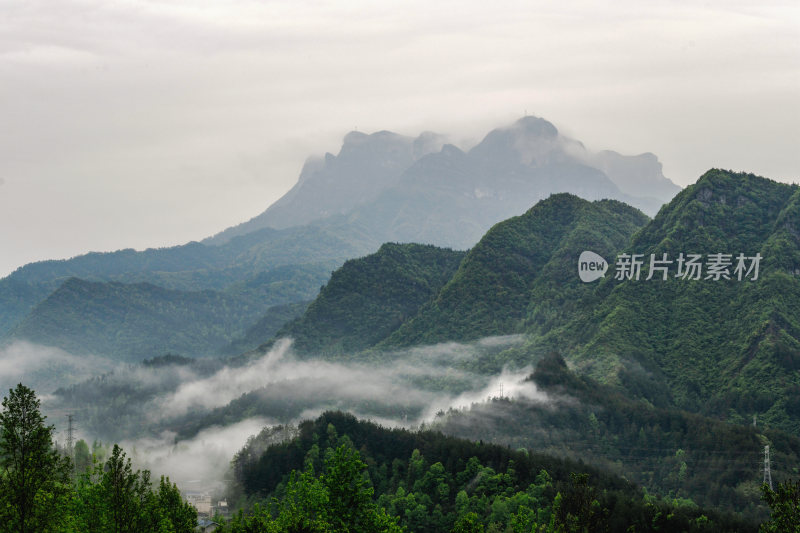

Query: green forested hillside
277 243 466 356
434 351 799 522
0 224 372 337
282 171 800 436
371 195 649 346
224 411 755 532
7 265 326 360
520 170 800 433
272 194 648 354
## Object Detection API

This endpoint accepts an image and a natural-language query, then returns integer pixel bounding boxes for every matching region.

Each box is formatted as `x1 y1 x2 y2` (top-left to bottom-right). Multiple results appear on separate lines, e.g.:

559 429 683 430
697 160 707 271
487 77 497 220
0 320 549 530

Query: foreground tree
69 444 197 533
0 383 72 533
222 444 404 532
761 479 800 532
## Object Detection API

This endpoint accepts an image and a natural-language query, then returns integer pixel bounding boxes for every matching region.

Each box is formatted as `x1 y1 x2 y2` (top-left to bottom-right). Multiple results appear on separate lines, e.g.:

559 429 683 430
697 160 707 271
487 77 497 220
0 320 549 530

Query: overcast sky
1 0 798 277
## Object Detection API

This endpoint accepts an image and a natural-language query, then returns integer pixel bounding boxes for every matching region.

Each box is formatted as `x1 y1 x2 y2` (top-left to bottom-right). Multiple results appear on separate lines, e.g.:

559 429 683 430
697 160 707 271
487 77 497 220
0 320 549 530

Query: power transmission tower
763 445 773 490
66 414 75 457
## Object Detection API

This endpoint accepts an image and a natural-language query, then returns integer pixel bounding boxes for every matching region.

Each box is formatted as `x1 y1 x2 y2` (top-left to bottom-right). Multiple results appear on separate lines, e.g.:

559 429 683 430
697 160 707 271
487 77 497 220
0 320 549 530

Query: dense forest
520 171 800 434
221 411 762 532
435 351 800 521
277 243 466 356
6 262 332 361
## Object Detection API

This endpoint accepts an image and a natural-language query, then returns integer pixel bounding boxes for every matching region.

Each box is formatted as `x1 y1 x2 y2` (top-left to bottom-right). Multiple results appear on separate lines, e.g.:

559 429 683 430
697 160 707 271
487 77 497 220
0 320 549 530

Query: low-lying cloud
151 336 536 428
123 417 273 494
0 341 117 395
42 334 552 495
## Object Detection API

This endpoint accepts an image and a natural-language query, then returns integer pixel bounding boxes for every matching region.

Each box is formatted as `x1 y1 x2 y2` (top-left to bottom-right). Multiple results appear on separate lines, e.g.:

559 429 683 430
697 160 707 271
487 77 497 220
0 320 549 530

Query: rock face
207 116 681 247
205 130 446 244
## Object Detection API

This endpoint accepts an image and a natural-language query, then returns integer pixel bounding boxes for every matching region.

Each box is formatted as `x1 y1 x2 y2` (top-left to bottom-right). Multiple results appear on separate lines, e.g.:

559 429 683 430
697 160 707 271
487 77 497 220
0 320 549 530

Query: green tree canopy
761 479 800 532
0 383 72 533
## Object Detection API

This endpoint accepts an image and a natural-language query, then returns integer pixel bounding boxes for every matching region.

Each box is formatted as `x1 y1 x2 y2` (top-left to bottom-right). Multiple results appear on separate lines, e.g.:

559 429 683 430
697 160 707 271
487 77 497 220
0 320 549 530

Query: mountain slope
380 194 649 347
259 169 800 435
206 130 445 243
435 351 793 521
7 263 329 360
208 116 679 251
223 300 310 355
0 224 372 338
277 243 466 355
523 170 800 433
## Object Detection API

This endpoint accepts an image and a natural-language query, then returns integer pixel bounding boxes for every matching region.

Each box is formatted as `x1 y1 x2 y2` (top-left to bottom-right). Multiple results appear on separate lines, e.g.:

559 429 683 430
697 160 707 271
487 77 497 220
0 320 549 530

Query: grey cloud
0 341 117 395
122 417 273 494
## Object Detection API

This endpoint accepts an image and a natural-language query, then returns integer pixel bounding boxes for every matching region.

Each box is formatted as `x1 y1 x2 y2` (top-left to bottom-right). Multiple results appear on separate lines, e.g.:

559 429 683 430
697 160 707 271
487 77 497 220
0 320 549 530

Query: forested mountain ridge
380 194 649 347
276 243 466 356
271 194 648 356
5 262 331 360
520 170 800 433
265 170 800 436
0 223 367 348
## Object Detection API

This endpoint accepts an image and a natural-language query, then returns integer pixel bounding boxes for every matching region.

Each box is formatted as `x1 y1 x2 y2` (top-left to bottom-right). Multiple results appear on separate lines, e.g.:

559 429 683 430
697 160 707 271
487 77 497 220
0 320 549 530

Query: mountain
0 224 370 339
591 149 680 204
265 169 800 436
378 194 649 347
206 130 446 243
6 262 330 360
208 116 679 249
521 170 800 433
276 242 466 356
0 116 678 357
270 194 648 355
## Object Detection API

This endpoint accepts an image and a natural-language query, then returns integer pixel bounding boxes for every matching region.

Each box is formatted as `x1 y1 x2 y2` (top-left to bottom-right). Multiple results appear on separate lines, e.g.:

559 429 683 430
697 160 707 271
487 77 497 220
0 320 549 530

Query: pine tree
0 383 72 533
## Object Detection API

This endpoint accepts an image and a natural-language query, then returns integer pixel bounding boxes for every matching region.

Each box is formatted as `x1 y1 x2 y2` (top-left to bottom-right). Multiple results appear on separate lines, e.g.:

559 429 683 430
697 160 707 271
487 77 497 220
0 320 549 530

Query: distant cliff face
205 129 446 244
206 116 681 247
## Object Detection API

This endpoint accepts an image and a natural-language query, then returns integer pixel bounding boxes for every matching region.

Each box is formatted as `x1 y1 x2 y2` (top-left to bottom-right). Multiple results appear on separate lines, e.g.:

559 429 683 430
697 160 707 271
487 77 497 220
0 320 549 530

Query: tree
103 443 163 533
761 479 800 532
452 512 485 533
0 383 72 533
68 445 197 533
74 439 92 474
155 475 198 533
